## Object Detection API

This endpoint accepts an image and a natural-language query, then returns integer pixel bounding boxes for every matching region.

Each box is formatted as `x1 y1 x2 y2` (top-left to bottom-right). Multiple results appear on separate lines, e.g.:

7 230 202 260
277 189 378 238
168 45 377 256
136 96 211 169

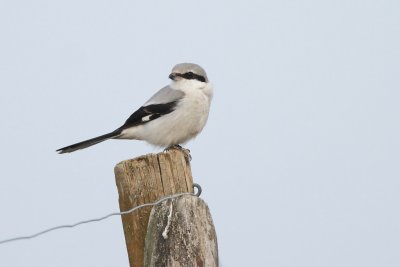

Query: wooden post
114 149 194 267
144 195 218 267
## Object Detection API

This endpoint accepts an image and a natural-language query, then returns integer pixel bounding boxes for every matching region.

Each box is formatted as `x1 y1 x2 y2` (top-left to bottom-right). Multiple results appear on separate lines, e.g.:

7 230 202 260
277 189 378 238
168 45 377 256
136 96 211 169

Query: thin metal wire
0 192 195 246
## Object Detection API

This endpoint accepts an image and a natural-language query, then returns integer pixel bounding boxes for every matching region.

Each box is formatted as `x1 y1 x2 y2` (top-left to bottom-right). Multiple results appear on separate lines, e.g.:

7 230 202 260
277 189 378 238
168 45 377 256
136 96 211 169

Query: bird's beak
169 73 176 80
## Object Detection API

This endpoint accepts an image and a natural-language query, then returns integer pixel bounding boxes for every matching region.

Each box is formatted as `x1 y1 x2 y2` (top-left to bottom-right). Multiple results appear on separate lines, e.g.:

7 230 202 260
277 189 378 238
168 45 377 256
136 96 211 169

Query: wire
0 192 194 246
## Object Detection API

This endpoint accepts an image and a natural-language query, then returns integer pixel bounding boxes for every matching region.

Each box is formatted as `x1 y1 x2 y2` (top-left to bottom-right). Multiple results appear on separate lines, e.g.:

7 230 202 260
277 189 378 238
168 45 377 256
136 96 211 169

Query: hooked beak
169 73 180 81
169 73 176 80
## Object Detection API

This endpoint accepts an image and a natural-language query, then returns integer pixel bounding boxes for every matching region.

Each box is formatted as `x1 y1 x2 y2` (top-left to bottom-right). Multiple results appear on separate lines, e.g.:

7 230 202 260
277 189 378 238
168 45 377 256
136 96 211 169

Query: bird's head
169 63 209 86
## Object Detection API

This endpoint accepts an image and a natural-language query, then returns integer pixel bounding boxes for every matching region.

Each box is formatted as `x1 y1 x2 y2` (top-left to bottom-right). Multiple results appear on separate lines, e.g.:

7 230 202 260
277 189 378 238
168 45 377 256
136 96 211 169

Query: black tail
56 130 121 154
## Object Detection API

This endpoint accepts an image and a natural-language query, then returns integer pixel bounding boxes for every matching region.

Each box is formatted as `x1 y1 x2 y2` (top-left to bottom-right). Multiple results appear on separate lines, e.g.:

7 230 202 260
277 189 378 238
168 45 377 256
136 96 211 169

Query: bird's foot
164 145 192 161
164 144 186 151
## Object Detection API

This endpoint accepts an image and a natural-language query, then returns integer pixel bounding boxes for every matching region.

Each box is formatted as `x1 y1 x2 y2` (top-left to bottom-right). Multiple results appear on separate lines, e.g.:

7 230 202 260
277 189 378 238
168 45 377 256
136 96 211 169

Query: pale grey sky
0 0 399 266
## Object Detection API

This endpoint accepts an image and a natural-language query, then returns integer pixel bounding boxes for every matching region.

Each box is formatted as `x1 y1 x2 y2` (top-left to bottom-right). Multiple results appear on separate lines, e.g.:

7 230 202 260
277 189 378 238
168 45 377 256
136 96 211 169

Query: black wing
120 101 179 129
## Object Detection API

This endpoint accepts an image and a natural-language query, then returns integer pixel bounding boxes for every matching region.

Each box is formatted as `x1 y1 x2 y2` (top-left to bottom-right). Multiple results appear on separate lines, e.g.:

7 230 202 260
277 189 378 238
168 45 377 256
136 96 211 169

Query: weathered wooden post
114 149 218 267
144 195 218 266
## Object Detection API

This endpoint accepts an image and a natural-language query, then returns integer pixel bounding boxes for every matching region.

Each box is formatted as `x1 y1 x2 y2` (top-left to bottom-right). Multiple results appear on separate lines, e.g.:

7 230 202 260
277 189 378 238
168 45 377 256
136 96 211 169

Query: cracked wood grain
114 149 194 267
144 195 218 267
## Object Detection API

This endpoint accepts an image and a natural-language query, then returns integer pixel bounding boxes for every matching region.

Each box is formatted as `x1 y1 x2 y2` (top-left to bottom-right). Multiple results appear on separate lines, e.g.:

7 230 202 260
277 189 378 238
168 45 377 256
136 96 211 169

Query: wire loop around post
193 183 202 197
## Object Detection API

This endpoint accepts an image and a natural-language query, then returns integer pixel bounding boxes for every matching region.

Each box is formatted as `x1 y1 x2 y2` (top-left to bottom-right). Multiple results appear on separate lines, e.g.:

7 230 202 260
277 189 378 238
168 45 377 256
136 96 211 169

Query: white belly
120 86 212 147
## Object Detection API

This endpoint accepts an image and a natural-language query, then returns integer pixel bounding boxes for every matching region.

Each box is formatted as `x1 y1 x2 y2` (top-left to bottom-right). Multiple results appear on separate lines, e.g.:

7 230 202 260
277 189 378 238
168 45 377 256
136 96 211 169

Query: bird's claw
164 145 192 161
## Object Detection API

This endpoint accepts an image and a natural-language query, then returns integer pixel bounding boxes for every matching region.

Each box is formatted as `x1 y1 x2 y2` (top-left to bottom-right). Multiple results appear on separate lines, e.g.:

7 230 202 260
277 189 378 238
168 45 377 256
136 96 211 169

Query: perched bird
57 63 213 154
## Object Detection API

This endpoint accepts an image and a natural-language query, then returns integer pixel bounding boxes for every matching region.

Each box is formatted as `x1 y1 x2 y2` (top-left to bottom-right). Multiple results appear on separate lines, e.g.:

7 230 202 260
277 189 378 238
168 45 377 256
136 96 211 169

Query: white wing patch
141 115 152 122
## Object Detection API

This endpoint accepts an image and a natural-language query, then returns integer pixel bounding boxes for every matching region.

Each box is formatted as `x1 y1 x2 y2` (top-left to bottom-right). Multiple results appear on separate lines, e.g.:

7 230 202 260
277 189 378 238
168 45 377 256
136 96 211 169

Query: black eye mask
180 72 206 82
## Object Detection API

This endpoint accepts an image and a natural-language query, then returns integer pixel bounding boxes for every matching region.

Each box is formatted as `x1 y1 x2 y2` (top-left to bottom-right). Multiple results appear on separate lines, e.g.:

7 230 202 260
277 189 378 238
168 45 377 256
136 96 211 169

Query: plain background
0 1 399 266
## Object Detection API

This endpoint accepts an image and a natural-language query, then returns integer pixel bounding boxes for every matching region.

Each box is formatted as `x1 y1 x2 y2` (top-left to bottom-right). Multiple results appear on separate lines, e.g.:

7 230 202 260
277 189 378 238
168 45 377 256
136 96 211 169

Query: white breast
121 80 213 147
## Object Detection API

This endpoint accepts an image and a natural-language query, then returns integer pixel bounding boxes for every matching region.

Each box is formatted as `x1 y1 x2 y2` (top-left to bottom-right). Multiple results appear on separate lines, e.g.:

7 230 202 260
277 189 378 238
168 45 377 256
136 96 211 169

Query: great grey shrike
57 63 213 153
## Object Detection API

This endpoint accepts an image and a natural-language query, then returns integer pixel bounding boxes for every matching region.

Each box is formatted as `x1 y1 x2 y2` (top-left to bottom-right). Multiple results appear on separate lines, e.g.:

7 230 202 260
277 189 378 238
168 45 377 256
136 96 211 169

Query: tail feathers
56 130 121 154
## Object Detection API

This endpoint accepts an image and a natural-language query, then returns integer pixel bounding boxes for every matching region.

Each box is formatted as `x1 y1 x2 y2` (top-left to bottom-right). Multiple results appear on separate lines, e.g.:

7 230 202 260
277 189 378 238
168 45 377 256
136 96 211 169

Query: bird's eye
181 71 205 82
